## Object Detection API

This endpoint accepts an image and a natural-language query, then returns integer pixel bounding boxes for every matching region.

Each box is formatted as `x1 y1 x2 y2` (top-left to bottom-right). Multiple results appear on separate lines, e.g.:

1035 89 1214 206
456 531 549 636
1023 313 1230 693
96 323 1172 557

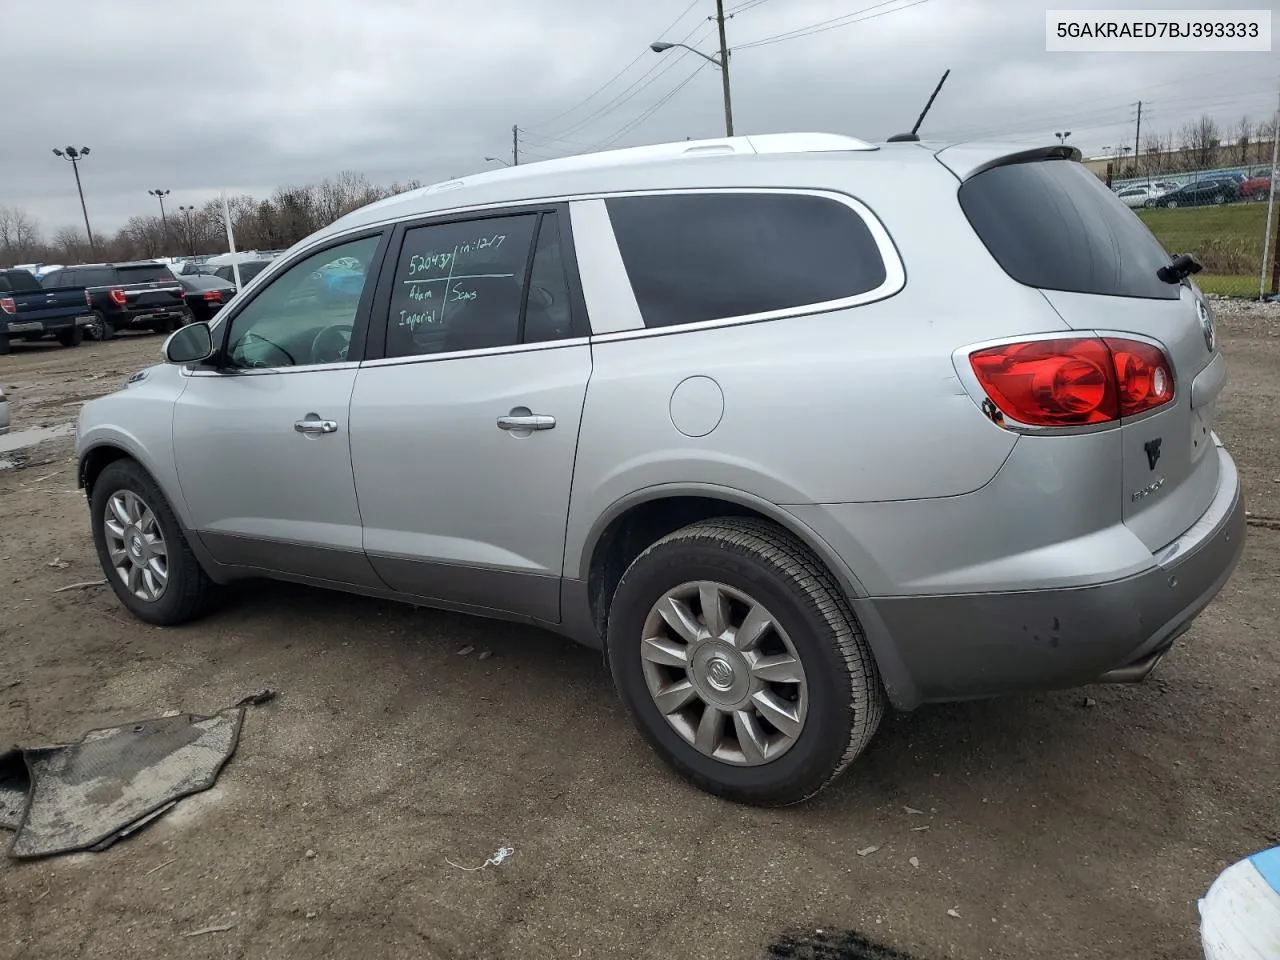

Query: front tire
607 517 885 806
90 459 213 625
57 324 83 347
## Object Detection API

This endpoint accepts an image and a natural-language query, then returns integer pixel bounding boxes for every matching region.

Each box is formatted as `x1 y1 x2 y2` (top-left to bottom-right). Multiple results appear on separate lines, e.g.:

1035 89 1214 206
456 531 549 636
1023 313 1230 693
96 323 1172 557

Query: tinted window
116 264 177 284
224 235 379 369
385 214 538 358
605 192 888 329
79 269 118 286
0 271 41 293
523 214 575 344
41 270 67 287
958 159 1177 301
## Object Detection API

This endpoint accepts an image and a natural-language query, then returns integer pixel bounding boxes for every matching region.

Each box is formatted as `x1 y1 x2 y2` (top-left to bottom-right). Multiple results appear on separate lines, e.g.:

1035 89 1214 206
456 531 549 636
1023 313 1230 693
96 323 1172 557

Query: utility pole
512 125 519 166
1134 100 1142 185
1260 86 1280 298
715 0 734 137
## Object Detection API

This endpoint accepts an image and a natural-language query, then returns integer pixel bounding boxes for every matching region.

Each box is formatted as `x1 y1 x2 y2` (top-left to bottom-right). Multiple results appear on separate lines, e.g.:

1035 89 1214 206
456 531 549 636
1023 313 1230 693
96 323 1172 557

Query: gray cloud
4 0 1276 237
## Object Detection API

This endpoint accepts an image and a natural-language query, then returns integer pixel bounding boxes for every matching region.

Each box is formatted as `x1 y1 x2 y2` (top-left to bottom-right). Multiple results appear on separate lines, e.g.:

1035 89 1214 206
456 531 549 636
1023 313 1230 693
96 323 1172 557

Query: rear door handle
294 416 339 435
497 414 556 431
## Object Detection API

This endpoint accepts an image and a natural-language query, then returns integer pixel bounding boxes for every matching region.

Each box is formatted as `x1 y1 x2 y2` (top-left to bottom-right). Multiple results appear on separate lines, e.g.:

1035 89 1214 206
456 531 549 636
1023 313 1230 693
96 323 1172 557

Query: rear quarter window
958 159 1177 300
604 191 890 329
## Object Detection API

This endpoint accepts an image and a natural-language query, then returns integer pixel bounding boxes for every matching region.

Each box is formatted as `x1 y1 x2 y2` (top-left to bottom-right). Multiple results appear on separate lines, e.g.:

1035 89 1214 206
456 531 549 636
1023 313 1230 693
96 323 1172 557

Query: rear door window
604 192 889 329
80 269 117 286
958 159 1177 300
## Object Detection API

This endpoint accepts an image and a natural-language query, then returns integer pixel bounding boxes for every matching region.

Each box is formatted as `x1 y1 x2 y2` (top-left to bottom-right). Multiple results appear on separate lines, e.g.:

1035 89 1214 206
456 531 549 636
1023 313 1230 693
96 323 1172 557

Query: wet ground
0 305 1277 960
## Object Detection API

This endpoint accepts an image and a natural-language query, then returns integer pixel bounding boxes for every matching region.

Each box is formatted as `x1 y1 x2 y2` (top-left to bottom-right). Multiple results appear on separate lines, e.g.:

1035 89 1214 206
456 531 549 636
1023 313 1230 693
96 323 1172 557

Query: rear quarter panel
563 157 1075 580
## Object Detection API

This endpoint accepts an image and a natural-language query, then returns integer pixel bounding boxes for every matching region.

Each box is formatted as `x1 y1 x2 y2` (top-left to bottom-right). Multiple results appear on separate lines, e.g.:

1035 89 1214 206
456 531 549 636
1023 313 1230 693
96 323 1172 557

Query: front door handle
294 416 339 435
496 414 556 431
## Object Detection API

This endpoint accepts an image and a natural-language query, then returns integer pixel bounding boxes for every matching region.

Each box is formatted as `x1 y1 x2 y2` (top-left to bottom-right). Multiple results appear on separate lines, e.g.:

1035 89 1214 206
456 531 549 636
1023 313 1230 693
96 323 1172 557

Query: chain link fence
1103 161 1279 300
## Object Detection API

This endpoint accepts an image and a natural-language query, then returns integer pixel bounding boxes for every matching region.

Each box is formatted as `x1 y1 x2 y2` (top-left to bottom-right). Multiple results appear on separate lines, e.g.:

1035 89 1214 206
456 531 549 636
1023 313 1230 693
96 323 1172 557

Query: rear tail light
0 296 14 315
202 290 222 302
969 336 1173 427
107 288 127 306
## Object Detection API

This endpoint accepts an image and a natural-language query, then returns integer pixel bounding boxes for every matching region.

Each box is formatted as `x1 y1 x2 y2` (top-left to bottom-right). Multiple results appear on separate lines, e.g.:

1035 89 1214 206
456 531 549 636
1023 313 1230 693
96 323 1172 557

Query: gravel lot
1 303 1277 960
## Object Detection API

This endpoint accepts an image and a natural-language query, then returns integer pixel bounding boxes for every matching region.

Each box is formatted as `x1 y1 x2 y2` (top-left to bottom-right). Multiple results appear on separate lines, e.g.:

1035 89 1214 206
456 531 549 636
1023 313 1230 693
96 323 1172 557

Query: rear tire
0 331 9 355
86 311 113 341
90 459 214 626
57 324 83 347
607 517 885 806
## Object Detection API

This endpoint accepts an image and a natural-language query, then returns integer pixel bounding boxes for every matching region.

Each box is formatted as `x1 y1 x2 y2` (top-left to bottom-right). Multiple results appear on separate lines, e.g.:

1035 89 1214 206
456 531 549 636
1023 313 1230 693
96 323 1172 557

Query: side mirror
163 322 214 364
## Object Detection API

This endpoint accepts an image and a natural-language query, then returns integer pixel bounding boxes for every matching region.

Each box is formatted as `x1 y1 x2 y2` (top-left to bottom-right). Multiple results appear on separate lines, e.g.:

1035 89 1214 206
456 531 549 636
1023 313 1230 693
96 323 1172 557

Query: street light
651 37 734 137
178 204 198 257
148 189 171 249
484 156 511 167
1055 130 1072 145
51 146 95 256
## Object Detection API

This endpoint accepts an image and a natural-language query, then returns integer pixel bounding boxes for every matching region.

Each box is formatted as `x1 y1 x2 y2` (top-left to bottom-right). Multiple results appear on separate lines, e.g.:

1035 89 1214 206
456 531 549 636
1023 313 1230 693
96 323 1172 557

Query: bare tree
1178 115 1221 171
50 226 92 262
0 205 43 264
1256 117 1277 166
1234 116 1253 165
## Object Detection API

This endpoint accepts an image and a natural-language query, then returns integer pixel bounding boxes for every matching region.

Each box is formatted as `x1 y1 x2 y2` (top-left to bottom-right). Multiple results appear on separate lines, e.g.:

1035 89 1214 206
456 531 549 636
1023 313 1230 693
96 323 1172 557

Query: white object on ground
1200 846 1280 959
446 845 514 872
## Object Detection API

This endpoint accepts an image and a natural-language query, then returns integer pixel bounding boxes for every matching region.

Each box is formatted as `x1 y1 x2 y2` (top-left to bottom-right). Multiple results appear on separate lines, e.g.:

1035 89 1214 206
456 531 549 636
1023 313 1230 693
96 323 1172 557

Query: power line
542 22 713 140
736 0 930 50
726 0 773 13
594 62 711 150
525 0 704 134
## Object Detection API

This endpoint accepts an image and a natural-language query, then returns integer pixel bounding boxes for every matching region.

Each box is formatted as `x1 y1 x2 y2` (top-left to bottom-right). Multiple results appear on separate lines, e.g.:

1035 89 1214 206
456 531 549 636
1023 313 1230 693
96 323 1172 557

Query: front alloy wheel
641 581 807 765
103 489 169 601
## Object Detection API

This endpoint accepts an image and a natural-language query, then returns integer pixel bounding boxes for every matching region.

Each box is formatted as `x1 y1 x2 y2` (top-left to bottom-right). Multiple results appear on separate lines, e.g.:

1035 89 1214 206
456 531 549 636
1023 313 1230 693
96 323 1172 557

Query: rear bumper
3 315 92 335
857 442 1245 708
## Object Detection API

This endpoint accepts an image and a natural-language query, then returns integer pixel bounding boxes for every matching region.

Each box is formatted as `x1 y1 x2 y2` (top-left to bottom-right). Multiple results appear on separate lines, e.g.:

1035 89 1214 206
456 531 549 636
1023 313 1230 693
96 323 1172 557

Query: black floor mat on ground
0 749 28 831
3 708 243 859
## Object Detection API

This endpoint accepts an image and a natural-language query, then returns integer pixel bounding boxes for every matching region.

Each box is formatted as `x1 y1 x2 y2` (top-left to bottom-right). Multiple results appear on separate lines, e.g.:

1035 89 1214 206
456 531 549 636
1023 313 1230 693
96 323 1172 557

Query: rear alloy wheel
607 517 885 806
90 460 213 625
1167 199 1179 208
57 324 83 348
86 311 113 341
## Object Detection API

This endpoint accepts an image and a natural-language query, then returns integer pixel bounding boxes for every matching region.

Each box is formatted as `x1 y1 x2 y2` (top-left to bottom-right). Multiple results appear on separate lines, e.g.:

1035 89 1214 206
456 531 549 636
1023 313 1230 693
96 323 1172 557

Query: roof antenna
887 69 951 143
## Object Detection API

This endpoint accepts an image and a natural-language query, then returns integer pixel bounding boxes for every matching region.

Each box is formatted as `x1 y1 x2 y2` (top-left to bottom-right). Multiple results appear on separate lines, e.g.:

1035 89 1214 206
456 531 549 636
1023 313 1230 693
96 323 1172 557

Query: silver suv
75 133 1246 805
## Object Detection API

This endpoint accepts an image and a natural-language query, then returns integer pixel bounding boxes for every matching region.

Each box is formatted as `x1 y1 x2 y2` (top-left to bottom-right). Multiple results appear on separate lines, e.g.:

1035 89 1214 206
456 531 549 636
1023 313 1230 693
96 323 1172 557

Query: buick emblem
1196 299 1215 352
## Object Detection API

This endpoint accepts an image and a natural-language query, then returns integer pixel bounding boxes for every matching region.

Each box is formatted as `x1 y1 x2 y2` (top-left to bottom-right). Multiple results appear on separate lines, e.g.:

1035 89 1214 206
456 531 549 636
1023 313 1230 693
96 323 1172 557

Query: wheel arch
577 484 920 711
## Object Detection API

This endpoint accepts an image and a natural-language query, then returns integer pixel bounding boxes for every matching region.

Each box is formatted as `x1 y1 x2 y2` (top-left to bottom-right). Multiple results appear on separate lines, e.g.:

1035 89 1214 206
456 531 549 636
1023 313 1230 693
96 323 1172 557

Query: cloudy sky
3 0 1277 238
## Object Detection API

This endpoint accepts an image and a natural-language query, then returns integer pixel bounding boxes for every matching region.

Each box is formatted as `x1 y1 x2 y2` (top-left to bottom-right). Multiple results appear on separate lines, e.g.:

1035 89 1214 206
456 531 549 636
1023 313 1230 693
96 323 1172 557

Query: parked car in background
1240 173 1274 201
1147 178 1239 207
75 134 1244 805
0 268 92 353
176 274 237 324
40 262 191 340
212 259 273 289
1116 185 1159 208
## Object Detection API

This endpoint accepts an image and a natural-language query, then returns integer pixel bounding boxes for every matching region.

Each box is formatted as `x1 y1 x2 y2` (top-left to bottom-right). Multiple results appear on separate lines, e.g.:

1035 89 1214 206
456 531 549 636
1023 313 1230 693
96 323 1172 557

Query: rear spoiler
933 143 1083 182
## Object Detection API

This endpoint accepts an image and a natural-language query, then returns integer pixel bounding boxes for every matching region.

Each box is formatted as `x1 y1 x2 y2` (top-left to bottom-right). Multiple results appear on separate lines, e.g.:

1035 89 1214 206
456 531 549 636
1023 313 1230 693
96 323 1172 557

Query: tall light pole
178 204 197 257
651 0 734 137
51 146 95 256
149 189 171 251
1055 130 1072 145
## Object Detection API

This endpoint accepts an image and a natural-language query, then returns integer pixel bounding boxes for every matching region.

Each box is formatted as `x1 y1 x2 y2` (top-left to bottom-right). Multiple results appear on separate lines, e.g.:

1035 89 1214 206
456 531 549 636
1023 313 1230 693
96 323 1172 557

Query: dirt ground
0 305 1277 960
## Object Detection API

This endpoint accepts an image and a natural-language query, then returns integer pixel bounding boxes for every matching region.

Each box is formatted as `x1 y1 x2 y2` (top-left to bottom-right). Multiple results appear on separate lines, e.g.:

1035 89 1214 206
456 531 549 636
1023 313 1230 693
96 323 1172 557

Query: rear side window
41 270 67 286
116 264 177 284
958 159 1177 300
605 192 889 329
79 269 117 286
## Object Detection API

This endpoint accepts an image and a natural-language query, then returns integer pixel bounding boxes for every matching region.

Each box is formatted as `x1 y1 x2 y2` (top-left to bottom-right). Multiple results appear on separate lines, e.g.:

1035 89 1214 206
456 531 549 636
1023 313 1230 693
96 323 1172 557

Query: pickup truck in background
0 268 92 355
39 261 191 340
